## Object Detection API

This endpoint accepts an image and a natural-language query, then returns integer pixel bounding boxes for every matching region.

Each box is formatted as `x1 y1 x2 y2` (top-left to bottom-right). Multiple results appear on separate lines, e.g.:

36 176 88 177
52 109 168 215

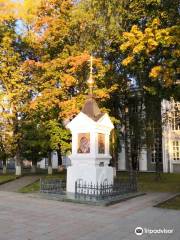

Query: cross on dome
87 55 94 96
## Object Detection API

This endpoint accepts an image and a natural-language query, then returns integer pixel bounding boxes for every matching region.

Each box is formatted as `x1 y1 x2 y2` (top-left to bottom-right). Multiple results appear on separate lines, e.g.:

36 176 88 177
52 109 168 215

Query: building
118 99 180 173
162 99 180 173
37 152 71 169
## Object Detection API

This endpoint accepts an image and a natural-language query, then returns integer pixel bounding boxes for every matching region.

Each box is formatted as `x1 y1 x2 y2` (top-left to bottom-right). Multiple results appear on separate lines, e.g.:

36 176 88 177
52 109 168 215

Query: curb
0 176 21 186
153 193 180 208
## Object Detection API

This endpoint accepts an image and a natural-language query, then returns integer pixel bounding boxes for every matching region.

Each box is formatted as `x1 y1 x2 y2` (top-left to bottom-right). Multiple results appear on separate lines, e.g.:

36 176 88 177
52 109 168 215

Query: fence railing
75 179 137 200
40 178 66 194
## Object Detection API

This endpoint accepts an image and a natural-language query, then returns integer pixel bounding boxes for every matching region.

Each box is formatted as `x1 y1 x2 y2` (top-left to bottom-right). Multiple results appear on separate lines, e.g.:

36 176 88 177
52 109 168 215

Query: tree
120 1 180 178
0 21 31 175
17 0 116 174
45 120 71 169
21 120 49 173
72 0 179 177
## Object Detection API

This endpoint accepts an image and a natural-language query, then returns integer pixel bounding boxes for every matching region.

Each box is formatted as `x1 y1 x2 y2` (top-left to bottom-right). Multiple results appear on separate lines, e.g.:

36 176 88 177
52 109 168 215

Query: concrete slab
0 191 179 240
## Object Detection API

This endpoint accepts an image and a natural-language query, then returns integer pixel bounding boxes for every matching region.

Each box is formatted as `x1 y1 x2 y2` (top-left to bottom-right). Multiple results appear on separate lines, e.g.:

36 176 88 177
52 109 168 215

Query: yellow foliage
145 28 154 38
147 38 158 51
133 44 145 54
131 25 139 33
0 0 16 22
149 66 162 78
122 56 134 66
17 0 41 24
94 89 110 100
120 41 132 52
123 32 135 40
61 74 76 88
152 18 160 27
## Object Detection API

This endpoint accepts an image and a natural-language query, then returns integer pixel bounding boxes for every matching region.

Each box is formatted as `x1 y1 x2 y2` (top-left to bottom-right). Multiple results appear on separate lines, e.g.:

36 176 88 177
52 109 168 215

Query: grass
19 180 40 193
137 173 180 193
157 195 180 210
0 174 17 184
116 172 180 193
19 171 180 194
18 172 66 193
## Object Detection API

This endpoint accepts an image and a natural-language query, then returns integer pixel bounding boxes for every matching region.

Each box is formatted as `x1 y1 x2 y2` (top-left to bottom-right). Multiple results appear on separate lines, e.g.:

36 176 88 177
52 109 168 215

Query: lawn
0 174 17 184
116 172 180 193
137 173 180 193
157 195 180 210
19 172 180 194
19 172 66 193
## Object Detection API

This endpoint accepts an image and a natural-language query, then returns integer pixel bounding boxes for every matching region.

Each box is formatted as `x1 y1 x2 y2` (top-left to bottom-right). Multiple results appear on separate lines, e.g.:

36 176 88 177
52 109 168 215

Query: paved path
0 191 179 240
0 176 39 192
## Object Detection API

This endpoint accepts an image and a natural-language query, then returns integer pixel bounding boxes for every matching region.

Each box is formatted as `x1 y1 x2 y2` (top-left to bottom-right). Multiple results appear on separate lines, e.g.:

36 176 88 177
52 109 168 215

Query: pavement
0 191 179 240
0 176 39 192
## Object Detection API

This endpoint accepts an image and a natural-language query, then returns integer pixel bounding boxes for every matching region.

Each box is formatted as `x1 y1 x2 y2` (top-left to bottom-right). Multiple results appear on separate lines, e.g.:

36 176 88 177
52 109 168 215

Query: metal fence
40 178 66 194
75 179 137 200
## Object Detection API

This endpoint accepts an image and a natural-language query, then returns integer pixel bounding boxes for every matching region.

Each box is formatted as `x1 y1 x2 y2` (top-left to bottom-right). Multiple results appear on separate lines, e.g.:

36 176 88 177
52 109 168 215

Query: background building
118 99 180 173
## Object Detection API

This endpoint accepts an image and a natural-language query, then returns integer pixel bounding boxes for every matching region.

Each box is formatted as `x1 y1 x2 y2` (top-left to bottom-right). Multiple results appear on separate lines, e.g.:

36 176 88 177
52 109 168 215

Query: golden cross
87 55 94 96
90 55 93 78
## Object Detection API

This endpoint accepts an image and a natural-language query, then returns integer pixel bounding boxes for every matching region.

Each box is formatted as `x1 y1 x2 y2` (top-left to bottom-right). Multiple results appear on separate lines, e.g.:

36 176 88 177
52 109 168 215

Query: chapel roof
81 96 105 121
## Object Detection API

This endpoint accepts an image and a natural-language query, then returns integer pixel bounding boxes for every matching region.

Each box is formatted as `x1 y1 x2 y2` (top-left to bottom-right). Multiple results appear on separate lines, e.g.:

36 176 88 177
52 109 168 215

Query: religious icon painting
77 133 90 153
98 133 105 154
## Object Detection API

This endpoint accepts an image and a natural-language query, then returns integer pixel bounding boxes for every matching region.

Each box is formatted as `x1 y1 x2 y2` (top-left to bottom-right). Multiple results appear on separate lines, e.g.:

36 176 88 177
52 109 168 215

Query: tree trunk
155 150 161 181
15 149 22 176
48 152 52 175
57 147 64 172
31 159 37 173
2 159 7 174
13 112 22 176
124 107 133 181
111 129 117 177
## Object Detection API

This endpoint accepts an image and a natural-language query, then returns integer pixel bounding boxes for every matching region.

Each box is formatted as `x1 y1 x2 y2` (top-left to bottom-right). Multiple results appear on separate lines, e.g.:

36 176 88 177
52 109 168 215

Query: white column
15 166 22 176
139 149 147 171
162 134 168 173
118 144 126 170
91 131 96 157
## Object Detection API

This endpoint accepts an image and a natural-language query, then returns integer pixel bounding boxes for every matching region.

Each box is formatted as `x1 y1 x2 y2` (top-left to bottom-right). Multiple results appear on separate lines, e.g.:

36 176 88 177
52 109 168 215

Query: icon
135 227 143 236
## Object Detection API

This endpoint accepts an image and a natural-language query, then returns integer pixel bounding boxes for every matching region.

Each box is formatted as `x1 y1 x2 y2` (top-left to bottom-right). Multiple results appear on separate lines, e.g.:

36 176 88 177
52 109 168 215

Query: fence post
75 181 77 198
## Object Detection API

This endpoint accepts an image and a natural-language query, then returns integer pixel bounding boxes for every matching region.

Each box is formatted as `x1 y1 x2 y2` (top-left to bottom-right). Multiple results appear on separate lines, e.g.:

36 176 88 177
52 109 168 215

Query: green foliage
45 120 71 154
21 121 49 162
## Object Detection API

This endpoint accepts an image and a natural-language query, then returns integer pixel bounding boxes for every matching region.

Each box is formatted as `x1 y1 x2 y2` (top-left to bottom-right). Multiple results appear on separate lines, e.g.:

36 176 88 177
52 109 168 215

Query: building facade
118 99 180 173
162 99 180 173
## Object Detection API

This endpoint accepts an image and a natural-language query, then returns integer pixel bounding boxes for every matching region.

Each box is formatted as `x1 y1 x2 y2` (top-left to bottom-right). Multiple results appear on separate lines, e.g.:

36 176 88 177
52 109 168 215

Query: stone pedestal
48 166 53 175
67 165 113 193
3 166 7 174
15 166 22 176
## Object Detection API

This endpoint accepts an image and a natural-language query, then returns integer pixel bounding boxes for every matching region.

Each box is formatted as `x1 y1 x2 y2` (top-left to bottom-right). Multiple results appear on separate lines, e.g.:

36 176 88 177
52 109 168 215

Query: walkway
0 176 39 192
0 191 179 240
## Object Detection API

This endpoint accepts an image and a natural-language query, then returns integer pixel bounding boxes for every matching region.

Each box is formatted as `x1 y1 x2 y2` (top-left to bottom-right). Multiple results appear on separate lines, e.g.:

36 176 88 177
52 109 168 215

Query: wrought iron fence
40 178 66 194
75 179 137 200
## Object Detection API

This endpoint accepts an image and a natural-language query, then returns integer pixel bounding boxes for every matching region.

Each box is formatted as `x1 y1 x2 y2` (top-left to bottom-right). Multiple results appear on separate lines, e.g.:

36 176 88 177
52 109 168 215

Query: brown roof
81 96 104 121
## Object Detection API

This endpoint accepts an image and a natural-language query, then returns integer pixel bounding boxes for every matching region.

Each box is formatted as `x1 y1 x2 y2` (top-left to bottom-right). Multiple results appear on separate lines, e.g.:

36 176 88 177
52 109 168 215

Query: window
172 141 180 161
151 138 162 163
171 102 180 130
98 133 105 154
45 158 48 168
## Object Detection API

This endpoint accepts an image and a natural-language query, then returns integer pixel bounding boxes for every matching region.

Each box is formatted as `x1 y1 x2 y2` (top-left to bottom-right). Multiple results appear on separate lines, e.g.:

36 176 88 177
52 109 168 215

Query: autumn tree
16 0 115 173
0 1 32 175
120 0 180 178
